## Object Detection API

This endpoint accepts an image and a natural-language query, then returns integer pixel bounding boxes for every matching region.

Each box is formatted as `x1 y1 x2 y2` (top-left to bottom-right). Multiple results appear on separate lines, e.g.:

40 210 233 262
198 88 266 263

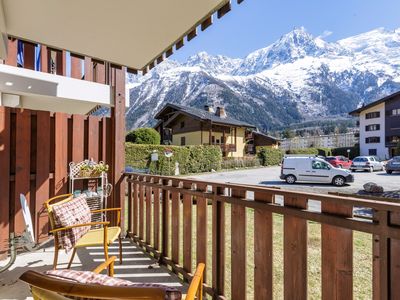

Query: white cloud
318 30 333 39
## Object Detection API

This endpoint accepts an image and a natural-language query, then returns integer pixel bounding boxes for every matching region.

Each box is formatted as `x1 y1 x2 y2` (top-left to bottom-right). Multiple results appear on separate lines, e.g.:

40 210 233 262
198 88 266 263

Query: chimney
215 106 227 118
204 105 215 113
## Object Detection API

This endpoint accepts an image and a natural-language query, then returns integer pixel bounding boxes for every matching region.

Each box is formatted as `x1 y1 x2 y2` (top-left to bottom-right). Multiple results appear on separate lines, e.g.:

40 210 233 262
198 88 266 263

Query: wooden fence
0 106 113 255
126 173 400 300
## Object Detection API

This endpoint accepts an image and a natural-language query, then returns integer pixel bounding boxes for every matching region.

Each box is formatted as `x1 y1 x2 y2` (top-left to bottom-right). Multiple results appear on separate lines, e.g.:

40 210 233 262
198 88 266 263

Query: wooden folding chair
44 194 123 269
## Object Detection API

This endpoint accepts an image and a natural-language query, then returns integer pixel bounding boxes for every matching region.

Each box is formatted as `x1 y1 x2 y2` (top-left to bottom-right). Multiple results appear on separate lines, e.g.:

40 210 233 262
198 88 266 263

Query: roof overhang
0 0 236 71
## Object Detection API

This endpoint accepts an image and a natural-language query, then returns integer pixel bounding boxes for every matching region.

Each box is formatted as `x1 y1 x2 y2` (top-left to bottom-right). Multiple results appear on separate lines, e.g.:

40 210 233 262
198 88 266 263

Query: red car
325 156 352 169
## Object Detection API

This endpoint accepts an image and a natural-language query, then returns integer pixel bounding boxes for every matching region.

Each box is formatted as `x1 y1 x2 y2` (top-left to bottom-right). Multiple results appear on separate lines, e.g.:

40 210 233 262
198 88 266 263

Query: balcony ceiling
0 0 232 70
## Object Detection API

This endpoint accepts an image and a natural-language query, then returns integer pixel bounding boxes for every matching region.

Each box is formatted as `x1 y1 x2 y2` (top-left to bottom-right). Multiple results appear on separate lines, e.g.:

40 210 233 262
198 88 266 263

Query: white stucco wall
359 102 389 159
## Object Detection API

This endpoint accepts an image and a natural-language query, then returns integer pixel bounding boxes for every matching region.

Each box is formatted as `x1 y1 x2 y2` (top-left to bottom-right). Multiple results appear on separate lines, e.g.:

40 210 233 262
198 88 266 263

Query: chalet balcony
220 143 237 153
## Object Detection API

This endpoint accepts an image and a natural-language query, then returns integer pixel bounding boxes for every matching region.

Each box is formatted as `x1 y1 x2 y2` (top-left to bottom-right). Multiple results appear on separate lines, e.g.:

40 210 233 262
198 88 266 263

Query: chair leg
119 236 123 264
53 246 59 270
67 248 77 269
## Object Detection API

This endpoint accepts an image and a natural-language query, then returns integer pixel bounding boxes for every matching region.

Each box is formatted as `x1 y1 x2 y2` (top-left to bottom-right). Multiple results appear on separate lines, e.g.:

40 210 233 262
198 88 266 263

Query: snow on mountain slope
126 27 400 130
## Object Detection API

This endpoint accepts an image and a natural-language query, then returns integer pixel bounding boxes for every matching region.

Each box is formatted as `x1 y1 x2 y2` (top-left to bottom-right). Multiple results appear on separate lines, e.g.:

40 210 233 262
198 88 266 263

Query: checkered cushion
51 195 91 252
46 270 182 300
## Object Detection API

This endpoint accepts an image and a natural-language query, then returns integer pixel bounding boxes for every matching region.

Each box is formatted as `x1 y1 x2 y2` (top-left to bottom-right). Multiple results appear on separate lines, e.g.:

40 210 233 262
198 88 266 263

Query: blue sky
173 0 400 61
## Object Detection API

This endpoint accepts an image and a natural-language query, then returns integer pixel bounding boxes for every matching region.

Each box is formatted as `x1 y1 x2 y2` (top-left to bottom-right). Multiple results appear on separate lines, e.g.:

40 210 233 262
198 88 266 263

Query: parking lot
186 166 400 195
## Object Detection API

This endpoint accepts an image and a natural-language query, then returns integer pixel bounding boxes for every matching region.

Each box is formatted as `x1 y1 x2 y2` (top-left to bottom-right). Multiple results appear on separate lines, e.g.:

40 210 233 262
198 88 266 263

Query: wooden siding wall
0 107 112 255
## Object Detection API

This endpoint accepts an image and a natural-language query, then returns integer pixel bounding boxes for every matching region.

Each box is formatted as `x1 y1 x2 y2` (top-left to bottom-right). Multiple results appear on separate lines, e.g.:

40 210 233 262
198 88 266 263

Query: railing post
373 210 389 300
153 178 161 251
161 179 171 259
283 195 308 300
182 181 193 274
171 179 180 265
133 178 139 237
231 188 247 300
138 177 145 240
196 183 208 282
212 186 225 298
5 38 17 66
145 178 153 245
321 201 353 300
127 175 133 235
254 191 273 300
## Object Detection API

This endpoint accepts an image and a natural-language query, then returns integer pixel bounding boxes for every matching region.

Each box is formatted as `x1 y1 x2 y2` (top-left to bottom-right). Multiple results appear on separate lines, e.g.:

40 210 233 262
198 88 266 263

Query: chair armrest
49 221 110 233
90 208 121 214
91 208 122 227
92 256 117 276
186 263 205 300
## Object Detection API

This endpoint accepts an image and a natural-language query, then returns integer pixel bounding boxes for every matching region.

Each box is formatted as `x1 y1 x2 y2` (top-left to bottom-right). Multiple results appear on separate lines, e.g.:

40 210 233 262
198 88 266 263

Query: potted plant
79 162 109 178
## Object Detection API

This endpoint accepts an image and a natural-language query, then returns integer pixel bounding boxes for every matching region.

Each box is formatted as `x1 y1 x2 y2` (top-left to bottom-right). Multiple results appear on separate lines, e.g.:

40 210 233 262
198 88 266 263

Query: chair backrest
186 263 205 300
44 194 74 230
20 270 166 300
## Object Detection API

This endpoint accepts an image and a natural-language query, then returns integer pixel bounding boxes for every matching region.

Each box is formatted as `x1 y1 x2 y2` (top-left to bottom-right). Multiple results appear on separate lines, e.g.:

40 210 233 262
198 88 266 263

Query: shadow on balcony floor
0 239 187 299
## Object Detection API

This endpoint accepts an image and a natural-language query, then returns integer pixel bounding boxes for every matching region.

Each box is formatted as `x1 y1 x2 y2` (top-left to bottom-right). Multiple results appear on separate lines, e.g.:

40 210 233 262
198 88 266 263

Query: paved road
186 166 400 195
186 166 400 215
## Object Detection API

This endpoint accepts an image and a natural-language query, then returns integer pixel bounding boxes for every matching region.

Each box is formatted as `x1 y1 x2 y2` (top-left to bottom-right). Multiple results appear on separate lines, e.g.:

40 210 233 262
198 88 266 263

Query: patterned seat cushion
51 195 91 252
46 269 182 300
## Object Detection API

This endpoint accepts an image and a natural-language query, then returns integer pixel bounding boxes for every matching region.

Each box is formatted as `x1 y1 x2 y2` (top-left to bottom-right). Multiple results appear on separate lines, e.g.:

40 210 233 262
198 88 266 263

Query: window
365 111 380 119
312 161 330 170
388 108 400 116
180 137 186 146
221 136 225 144
365 137 380 144
365 124 380 131
387 136 400 143
180 121 185 128
212 136 215 144
369 149 377 156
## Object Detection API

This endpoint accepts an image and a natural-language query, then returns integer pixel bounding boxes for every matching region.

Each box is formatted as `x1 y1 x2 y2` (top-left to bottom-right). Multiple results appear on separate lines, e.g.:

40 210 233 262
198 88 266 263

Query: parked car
385 156 400 174
280 156 354 186
350 156 384 172
325 156 352 169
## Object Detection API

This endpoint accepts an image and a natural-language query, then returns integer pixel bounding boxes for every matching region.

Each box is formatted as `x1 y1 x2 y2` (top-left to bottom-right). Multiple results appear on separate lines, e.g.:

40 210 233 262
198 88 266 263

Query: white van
280 156 354 186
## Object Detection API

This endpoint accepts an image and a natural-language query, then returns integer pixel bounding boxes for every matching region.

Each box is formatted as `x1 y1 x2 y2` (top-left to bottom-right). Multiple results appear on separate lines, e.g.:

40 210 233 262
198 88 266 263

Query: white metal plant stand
69 160 112 223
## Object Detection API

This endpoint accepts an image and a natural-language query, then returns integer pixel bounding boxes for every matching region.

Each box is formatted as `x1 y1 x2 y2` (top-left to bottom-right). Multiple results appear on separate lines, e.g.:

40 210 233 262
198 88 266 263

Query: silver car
350 156 385 172
386 156 400 174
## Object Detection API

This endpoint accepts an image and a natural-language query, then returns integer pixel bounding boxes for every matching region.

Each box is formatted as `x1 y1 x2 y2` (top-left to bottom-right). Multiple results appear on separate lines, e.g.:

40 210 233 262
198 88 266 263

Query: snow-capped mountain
126 27 400 131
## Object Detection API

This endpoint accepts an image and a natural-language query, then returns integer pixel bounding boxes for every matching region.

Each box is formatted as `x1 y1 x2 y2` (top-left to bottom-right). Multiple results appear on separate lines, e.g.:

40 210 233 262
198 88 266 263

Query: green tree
282 129 295 139
126 128 161 145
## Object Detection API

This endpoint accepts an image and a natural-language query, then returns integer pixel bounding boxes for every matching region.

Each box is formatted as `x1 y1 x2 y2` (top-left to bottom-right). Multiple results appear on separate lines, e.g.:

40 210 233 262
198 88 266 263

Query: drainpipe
0 233 17 273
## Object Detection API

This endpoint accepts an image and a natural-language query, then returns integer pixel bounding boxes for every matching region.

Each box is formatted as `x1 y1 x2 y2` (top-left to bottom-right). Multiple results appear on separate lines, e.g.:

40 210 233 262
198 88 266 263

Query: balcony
124 173 400 299
220 143 237 152
0 38 126 114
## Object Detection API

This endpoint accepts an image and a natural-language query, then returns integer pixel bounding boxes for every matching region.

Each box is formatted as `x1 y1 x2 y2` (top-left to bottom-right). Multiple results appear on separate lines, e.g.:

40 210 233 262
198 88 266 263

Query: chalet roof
155 103 256 128
253 131 281 142
349 90 400 116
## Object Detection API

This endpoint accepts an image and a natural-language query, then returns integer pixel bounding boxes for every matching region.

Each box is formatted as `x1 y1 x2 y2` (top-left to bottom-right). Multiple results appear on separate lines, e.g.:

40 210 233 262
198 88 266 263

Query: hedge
285 147 332 156
221 157 262 169
125 143 222 175
257 147 284 166
331 146 360 159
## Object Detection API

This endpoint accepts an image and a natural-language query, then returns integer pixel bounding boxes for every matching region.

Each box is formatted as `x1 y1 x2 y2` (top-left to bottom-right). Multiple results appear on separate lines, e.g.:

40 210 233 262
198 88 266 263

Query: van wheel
285 175 296 184
369 166 374 172
332 176 346 187
387 170 393 174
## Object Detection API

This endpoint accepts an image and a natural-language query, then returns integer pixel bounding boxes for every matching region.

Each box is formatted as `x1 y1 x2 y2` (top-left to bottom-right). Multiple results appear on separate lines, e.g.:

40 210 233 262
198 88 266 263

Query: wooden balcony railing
125 173 400 299
1 37 122 85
